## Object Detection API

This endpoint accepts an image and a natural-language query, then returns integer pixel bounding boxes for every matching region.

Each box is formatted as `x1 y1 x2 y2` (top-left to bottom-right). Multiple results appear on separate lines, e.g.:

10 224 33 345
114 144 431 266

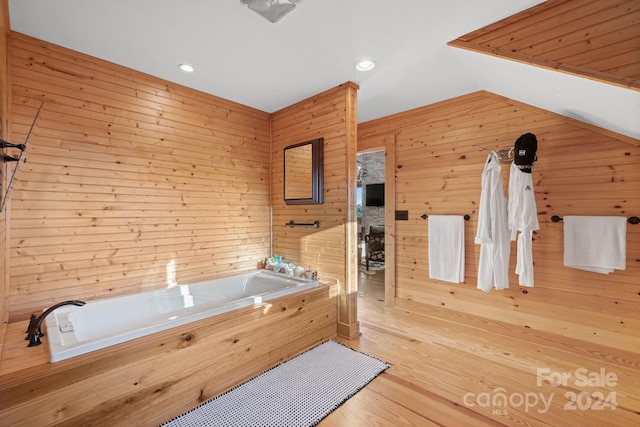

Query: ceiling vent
239 0 303 23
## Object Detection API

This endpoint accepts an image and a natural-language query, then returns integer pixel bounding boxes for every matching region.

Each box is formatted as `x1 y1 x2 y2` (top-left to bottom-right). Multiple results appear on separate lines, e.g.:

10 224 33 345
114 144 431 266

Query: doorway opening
356 151 385 305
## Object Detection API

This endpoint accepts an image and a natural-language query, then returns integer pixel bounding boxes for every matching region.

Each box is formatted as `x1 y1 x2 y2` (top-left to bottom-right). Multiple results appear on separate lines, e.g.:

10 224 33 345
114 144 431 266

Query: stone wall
358 151 385 236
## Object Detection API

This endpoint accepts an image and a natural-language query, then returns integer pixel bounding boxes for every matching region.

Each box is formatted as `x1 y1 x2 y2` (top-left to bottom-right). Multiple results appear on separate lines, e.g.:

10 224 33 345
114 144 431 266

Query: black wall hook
1 139 26 151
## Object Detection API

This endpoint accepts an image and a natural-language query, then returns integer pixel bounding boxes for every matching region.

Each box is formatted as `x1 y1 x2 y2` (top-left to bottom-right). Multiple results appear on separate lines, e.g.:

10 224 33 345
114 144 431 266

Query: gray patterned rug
160 340 389 427
360 260 385 272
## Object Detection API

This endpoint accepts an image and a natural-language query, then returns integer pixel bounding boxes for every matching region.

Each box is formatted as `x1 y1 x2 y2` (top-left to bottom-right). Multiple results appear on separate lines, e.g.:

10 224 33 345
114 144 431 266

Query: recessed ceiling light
356 60 375 72
178 64 194 73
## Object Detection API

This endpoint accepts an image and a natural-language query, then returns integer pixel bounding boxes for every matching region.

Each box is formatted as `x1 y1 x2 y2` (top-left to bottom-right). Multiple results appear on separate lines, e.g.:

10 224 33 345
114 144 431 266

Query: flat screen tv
365 183 384 206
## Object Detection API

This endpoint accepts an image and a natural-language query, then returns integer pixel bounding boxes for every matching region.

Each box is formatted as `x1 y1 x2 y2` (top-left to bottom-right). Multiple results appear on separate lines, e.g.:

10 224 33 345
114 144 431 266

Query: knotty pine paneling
449 0 640 90
6 33 272 320
358 90 640 352
0 0 10 349
271 82 360 338
0 0 7 138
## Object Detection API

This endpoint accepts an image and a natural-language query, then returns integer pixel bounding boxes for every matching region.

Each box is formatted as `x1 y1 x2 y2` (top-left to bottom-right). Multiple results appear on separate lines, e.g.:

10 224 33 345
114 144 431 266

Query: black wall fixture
0 101 45 212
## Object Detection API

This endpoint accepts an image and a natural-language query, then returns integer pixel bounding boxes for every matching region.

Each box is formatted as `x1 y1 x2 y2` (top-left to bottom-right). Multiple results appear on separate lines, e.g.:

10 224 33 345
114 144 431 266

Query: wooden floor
320 269 640 427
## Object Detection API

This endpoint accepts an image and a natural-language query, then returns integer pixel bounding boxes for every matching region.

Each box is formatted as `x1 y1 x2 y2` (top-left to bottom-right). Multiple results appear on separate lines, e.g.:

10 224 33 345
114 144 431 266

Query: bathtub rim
44 269 320 363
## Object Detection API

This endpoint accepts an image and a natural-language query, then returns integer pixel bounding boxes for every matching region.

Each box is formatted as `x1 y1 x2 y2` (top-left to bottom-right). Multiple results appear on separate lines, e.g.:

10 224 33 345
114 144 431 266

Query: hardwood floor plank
320 270 640 426
320 383 441 427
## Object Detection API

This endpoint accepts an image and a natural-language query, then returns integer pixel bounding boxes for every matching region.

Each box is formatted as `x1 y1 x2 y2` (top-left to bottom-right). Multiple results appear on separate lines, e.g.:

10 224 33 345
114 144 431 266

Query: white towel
563 216 626 274
429 215 465 283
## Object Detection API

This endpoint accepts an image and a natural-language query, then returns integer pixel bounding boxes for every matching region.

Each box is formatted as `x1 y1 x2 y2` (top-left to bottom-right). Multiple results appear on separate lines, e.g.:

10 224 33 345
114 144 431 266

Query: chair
364 224 385 270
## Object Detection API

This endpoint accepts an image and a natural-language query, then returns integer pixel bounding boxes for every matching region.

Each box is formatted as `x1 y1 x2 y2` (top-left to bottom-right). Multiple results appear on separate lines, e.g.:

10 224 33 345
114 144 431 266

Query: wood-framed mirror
284 137 324 205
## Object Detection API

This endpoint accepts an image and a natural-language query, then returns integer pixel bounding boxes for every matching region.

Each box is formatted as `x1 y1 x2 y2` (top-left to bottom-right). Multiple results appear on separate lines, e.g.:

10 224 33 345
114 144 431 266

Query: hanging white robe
475 152 510 292
508 162 539 287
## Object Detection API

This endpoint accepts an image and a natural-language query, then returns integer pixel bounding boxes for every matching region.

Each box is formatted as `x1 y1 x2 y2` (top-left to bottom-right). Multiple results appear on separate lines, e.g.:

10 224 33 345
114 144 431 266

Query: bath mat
160 340 389 427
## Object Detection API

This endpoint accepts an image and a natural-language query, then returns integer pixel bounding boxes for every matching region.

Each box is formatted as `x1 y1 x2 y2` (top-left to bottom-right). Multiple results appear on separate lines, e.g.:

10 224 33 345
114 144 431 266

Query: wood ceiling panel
449 0 640 90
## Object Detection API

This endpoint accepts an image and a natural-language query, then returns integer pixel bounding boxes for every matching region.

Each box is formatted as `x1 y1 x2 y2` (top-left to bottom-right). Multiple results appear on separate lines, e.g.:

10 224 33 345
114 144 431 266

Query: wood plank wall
449 0 640 90
271 82 360 338
358 90 640 353
6 33 273 321
0 0 10 349
0 0 7 138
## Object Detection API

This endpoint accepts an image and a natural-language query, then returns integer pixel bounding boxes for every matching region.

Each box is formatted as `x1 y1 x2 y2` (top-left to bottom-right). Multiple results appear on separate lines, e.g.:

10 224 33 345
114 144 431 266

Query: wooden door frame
356 132 396 307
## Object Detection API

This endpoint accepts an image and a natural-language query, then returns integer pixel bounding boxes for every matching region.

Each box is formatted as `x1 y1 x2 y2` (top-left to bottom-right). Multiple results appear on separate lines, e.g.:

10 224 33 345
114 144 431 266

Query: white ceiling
8 0 640 139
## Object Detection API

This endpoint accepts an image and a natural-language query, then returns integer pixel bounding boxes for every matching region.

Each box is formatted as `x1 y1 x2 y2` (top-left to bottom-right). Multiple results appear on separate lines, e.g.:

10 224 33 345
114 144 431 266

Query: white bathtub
43 270 318 362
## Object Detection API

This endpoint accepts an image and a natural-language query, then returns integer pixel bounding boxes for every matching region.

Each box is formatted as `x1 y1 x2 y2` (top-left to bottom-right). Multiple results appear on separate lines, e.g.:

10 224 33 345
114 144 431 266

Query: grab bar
285 221 320 228
421 214 470 221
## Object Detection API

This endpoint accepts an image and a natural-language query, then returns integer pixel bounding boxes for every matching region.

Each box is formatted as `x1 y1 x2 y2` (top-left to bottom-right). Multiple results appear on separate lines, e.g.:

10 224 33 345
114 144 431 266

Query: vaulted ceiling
7 0 640 140
450 0 639 90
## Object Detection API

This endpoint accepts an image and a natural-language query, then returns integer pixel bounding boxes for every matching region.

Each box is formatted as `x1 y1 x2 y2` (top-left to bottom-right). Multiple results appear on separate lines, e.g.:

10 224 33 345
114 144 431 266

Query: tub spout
25 300 85 347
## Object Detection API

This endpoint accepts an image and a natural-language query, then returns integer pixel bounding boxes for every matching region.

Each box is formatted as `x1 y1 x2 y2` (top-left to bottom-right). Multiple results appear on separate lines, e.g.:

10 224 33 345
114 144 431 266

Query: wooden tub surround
0 283 338 426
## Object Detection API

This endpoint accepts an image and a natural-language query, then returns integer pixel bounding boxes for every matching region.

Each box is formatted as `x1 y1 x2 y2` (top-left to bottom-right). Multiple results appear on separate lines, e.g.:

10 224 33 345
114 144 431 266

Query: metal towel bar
551 215 639 224
421 214 470 221
285 221 320 228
